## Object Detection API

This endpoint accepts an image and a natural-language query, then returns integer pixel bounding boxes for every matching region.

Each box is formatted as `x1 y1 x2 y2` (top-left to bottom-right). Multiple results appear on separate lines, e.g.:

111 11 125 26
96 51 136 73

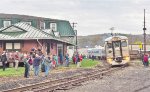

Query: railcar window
107 43 112 48
122 41 127 47
113 41 120 47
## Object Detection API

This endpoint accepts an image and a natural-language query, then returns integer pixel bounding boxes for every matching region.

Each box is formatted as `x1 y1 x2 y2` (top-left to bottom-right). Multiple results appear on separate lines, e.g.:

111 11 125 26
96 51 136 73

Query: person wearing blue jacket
65 53 69 67
43 55 51 77
33 54 41 76
59 53 63 65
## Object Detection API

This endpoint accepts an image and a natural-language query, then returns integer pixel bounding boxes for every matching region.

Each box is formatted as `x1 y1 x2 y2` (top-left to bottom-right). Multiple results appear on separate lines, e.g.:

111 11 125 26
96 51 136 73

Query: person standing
39 53 45 72
28 53 33 71
33 54 41 76
53 54 58 67
92 54 95 61
52 55 56 68
72 53 76 64
76 53 82 67
65 53 69 67
43 55 51 77
1 51 7 71
14 51 19 70
59 53 63 65
23 54 30 78
143 54 149 67
76 52 79 64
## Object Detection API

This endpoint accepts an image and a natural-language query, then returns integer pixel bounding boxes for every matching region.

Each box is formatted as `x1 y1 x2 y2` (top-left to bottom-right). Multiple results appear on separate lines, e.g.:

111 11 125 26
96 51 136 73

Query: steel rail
3 67 121 92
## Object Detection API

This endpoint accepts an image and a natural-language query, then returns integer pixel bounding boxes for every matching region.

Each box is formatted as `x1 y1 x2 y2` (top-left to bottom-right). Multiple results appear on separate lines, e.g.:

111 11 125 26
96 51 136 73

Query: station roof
0 13 76 37
0 22 74 45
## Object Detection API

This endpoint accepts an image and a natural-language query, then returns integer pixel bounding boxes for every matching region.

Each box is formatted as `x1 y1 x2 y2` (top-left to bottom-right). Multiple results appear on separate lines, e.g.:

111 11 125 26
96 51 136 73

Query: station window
50 23 57 31
6 42 21 51
14 43 21 49
6 43 13 49
40 21 45 29
3 20 11 28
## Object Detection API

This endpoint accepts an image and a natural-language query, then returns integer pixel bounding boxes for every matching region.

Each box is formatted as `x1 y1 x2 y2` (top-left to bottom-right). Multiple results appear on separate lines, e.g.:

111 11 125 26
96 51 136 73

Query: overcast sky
0 0 149 36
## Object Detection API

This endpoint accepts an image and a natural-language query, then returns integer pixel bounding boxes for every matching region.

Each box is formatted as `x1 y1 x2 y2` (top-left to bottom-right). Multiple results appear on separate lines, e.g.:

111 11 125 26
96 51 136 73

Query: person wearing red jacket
143 53 149 67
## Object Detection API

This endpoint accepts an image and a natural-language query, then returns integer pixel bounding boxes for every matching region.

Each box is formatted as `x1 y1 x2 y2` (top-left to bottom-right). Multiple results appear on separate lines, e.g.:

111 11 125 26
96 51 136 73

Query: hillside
77 33 149 48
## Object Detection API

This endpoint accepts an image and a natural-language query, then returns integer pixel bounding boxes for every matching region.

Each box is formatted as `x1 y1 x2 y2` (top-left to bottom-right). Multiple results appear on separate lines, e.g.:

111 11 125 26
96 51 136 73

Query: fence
129 44 150 59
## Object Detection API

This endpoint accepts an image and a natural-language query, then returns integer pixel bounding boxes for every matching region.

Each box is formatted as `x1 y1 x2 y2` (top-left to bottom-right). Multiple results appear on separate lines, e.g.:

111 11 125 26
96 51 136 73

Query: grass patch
0 59 101 77
80 59 101 68
0 67 24 77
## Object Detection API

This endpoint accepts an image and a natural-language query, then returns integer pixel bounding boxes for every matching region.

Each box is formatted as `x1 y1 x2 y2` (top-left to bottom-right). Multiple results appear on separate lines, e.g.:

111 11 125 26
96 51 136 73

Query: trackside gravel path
58 60 150 92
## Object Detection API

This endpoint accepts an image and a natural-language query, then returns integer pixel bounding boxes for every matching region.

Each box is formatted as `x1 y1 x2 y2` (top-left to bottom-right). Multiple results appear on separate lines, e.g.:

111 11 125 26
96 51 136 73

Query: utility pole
72 22 78 51
143 9 147 54
72 22 77 30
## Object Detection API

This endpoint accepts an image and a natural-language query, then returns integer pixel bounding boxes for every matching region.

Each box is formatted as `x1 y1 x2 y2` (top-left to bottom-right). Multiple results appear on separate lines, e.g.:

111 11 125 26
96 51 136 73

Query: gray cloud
0 0 150 35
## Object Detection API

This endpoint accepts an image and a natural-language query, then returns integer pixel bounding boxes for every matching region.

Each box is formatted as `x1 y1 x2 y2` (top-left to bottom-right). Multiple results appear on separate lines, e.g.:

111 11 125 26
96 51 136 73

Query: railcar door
105 42 113 58
112 41 123 59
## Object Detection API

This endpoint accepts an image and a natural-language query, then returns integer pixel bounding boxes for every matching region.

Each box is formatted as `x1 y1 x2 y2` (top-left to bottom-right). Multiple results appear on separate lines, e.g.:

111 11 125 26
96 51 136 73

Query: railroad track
3 66 124 92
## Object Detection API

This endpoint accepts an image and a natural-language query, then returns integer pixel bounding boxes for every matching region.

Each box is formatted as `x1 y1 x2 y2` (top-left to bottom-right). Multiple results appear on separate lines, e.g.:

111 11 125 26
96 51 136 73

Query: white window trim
50 23 57 31
14 43 21 49
44 22 45 29
3 20 11 28
6 42 21 50
40 21 45 29
6 43 13 49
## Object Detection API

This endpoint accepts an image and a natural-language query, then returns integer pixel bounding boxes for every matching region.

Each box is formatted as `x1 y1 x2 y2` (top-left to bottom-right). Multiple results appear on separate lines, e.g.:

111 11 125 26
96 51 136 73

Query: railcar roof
105 36 128 42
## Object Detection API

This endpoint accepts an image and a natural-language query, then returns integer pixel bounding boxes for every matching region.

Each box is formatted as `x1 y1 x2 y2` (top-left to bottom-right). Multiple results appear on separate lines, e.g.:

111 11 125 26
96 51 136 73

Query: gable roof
0 13 76 37
0 13 60 21
0 22 55 40
57 21 75 37
0 22 74 45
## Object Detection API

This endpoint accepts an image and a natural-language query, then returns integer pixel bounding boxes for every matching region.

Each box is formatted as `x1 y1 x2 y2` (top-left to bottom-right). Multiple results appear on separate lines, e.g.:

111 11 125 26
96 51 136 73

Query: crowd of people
0 50 21 71
0 48 83 78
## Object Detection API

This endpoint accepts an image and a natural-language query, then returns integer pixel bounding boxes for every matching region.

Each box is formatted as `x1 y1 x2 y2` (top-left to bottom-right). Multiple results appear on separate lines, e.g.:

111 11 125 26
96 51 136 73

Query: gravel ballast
58 60 150 92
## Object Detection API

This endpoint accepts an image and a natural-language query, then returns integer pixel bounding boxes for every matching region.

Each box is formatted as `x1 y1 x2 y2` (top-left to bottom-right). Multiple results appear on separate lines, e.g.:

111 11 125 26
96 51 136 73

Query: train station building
0 13 76 56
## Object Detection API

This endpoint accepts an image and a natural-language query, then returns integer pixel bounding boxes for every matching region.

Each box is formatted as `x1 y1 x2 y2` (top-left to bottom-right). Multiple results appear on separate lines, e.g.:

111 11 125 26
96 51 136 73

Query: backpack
15 54 19 60
28 58 32 65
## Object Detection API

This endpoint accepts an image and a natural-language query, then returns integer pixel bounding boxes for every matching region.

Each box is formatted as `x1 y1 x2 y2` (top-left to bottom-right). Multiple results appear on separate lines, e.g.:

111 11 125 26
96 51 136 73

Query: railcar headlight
125 56 130 61
107 58 112 62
